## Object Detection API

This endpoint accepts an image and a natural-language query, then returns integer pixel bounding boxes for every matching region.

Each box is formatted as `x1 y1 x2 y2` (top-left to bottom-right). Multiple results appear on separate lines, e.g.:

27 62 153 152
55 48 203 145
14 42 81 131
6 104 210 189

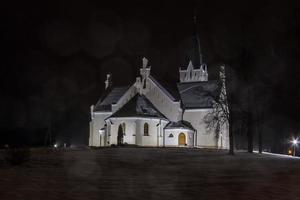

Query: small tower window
168 133 174 138
144 123 149 136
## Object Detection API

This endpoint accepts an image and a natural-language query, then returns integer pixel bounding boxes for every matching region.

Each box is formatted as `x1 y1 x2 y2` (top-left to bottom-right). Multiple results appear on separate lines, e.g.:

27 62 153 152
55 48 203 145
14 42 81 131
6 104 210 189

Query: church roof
164 120 195 131
94 86 130 112
108 94 167 119
177 80 219 109
93 76 220 113
149 75 180 101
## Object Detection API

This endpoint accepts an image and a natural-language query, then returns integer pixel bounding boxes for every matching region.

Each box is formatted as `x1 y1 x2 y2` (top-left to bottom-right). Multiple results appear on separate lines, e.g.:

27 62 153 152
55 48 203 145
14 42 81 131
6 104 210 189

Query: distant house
89 56 229 148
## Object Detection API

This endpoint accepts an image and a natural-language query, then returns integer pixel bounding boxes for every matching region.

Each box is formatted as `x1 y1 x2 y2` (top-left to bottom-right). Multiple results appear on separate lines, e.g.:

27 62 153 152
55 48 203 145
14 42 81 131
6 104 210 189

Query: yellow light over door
178 133 186 146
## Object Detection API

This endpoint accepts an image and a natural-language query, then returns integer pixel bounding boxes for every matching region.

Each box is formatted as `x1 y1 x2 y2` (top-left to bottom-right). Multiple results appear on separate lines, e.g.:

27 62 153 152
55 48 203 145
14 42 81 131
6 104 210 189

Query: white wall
108 118 137 145
183 109 217 148
164 128 194 147
108 117 165 146
89 112 111 146
136 118 159 146
99 129 105 146
218 121 229 149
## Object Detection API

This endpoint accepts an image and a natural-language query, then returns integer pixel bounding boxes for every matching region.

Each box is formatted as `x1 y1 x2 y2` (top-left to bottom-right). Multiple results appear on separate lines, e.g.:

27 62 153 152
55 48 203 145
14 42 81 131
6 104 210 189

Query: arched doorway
178 133 186 146
117 125 124 145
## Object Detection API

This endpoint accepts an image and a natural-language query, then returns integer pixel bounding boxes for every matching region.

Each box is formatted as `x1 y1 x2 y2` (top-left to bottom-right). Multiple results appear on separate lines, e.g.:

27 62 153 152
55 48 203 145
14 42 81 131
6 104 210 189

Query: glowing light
292 139 298 145
291 138 298 157
54 144 58 148
288 149 292 155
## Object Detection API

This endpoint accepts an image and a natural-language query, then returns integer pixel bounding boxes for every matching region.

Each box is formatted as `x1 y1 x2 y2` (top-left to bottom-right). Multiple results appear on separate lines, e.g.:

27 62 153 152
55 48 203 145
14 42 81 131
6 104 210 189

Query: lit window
144 123 149 136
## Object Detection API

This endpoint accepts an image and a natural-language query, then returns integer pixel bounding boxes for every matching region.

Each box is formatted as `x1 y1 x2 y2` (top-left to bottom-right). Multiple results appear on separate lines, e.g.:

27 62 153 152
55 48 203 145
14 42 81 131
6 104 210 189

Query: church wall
109 123 117 145
89 121 93 146
109 118 137 145
145 78 182 122
164 129 194 147
89 112 111 146
108 117 163 146
99 129 105 146
218 121 229 149
183 109 218 148
159 120 169 146
135 118 160 146
123 120 136 145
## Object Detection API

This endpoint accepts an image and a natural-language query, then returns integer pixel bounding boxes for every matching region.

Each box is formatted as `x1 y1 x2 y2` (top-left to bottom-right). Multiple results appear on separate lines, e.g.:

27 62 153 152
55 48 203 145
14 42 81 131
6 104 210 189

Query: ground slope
0 148 299 200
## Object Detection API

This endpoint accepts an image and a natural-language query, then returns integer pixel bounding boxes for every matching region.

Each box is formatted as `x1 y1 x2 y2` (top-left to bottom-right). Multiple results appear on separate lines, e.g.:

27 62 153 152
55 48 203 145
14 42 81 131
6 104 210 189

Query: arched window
122 123 126 136
144 123 149 136
117 125 124 145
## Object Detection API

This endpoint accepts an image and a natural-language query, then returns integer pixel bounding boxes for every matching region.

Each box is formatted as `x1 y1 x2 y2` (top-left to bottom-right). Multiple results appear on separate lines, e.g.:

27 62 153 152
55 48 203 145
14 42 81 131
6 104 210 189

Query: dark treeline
222 1 300 153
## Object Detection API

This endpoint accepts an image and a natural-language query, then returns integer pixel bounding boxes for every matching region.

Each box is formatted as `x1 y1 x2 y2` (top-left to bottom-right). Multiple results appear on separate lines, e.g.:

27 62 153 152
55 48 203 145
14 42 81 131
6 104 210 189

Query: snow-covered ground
0 148 300 200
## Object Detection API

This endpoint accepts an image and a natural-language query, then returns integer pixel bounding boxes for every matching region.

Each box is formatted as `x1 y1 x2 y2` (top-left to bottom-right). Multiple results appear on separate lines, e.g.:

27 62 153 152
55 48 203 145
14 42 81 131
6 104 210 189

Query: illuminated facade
89 57 229 148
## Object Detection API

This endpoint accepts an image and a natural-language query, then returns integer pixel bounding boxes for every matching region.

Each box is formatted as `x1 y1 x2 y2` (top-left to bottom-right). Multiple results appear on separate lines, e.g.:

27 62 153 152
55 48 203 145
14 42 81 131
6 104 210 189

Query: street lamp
292 138 298 156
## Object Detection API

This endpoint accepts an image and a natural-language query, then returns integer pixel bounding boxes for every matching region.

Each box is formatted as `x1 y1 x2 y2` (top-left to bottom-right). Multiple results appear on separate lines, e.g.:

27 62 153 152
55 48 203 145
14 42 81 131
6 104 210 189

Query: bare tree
205 65 235 155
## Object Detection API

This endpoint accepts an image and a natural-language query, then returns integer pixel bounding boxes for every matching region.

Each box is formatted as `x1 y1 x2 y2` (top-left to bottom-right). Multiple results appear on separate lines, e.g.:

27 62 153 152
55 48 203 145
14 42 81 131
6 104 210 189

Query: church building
89 17 229 149
89 56 229 148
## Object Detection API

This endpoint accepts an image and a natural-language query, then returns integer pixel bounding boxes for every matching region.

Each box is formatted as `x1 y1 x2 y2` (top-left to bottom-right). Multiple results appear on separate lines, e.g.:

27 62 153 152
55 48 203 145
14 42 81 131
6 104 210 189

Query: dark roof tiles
177 81 219 109
93 75 220 112
109 94 167 119
94 86 129 112
164 120 195 131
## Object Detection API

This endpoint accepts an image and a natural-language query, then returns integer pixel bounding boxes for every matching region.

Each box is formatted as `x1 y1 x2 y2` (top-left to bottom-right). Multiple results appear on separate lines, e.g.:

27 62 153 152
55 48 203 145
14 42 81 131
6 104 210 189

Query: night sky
3 0 300 149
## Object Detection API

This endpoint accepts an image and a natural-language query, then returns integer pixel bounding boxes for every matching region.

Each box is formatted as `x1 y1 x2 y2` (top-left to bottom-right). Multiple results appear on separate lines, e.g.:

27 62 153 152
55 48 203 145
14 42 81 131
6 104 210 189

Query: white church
89 55 229 148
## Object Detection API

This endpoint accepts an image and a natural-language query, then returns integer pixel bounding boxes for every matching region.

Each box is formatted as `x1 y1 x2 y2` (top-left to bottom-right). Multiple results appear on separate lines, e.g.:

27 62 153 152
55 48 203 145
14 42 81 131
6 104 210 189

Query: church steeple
193 9 203 66
179 10 208 83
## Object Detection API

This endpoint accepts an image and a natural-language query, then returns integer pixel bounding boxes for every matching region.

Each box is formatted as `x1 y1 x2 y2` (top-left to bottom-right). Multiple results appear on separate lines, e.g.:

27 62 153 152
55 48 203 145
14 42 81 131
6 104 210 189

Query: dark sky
3 0 300 147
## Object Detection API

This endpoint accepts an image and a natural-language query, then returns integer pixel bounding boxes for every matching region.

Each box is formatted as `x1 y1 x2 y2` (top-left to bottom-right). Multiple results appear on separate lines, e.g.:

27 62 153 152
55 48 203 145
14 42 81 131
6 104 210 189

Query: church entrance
117 125 124 145
178 133 186 146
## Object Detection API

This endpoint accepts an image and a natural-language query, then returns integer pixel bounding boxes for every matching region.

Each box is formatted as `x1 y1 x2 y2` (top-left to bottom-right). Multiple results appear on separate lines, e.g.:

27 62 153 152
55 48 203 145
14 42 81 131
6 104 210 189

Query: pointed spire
193 8 203 66
200 64 204 72
187 60 194 70
178 8 209 83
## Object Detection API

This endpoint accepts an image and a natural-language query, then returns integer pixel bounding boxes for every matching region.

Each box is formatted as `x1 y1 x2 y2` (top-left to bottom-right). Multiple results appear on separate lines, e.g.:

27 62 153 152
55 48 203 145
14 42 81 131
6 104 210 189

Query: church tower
179 11 208 82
